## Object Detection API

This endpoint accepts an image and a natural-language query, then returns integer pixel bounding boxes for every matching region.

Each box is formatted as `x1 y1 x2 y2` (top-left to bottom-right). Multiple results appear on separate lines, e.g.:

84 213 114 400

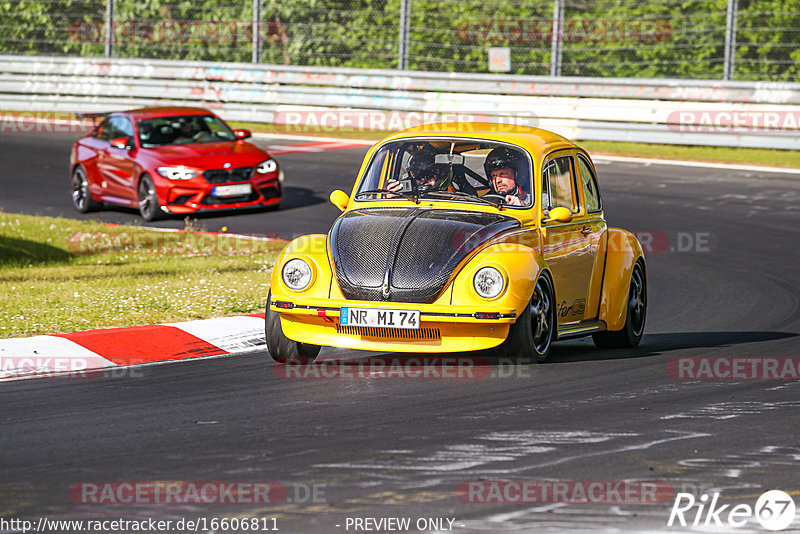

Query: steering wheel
480 193 506 203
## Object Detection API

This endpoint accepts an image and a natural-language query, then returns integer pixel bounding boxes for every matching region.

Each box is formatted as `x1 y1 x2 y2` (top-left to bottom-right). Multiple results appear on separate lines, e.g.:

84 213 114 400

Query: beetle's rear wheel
500 274 555 363
265 291 320 364
593 260 646 349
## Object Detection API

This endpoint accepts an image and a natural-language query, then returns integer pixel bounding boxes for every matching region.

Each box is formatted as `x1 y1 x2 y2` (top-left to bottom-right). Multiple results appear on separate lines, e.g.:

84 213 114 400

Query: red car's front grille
168 194 193 205
200 192 259 205
202 167 254 184
260 185 280 200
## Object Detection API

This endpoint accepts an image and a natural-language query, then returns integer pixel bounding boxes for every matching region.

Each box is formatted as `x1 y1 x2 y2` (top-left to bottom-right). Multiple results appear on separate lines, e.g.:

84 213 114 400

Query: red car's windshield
137 115 236 148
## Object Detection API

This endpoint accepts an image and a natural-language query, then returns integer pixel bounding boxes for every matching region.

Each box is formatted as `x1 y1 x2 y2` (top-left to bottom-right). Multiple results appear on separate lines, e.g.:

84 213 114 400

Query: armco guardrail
2 55 800 150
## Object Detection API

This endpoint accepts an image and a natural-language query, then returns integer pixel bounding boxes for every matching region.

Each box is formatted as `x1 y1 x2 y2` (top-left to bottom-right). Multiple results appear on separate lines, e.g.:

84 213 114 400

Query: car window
577 155 601 212
356 139 532 208
542 156 577 212
112 116 134 139
137 115 236 148
97 117 114 141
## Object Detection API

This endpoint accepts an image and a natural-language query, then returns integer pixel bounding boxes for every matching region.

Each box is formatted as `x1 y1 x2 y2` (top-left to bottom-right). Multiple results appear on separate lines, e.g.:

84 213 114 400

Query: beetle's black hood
330 207 520 303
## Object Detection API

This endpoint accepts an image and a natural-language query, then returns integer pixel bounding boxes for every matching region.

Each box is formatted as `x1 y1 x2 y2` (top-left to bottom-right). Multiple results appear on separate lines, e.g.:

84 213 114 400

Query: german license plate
340 307 420 329
212 184 252 197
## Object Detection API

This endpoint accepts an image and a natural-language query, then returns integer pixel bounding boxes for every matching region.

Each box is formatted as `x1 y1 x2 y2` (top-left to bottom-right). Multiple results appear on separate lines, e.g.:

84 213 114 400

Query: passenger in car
386 148 450 194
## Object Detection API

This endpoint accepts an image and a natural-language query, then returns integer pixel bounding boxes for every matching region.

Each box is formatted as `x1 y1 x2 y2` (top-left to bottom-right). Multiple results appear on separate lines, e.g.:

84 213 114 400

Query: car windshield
137 115 236 148
355 139 533 208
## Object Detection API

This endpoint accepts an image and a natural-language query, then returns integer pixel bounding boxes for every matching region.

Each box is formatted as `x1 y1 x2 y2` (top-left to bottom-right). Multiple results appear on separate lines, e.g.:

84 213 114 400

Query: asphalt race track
2 130 800 533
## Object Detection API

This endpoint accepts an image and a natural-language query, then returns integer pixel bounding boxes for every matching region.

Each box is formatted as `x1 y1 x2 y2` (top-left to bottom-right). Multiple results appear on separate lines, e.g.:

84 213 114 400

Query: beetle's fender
598 228 646 331
450 242 547 314
270 234 333 300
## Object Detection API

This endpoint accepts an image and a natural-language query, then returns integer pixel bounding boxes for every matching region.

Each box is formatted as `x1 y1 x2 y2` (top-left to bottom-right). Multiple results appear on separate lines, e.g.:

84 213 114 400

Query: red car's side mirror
234 129 252 140
111 136 134 150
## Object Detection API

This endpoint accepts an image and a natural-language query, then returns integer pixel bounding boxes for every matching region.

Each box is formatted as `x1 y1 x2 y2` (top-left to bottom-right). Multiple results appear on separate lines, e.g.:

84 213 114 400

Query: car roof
118 107 219 120
381 122 578 159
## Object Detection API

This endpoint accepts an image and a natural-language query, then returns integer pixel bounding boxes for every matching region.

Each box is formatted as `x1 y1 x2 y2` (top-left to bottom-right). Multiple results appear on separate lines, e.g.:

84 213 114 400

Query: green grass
0 212 284 338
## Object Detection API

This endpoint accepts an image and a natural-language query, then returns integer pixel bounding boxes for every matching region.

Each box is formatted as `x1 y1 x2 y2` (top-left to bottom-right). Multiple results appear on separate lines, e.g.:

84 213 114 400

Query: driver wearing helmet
387 148 450 195
484 147 529 206
173 117 199 143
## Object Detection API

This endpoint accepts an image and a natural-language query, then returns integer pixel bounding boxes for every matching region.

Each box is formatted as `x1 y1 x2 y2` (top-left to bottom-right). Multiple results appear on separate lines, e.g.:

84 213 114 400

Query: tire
71 166 100 213
137 174 161 221
265 291 321 364
499 273 556 363
593 260 646 349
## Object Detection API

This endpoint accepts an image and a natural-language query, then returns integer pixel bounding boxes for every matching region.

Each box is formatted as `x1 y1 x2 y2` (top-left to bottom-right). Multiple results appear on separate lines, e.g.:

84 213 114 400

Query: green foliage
1 0 798 80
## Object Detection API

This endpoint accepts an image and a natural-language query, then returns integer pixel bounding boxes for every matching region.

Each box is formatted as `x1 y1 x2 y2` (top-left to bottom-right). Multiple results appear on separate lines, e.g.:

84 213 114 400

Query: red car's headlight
256 159 278 174
156 166 197 180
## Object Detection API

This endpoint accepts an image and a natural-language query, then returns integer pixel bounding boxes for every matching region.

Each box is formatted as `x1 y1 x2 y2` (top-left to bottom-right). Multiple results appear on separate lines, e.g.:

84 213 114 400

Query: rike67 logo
668 490 796 531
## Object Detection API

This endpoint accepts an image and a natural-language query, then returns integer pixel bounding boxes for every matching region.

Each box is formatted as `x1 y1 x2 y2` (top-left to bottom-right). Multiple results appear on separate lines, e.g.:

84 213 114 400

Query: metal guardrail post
398 0 410 70
723 0 738 81
550 0 563 77
252 0 262 64
104 0 114 58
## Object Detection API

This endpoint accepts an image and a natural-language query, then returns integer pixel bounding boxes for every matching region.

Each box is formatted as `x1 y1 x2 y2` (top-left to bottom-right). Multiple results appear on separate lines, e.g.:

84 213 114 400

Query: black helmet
407 149 450 192
483 146 525 181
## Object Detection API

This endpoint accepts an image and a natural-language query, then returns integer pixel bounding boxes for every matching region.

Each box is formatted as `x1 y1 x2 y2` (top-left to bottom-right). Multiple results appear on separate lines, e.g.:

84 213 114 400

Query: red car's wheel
71 166 100 213
137 175 161 221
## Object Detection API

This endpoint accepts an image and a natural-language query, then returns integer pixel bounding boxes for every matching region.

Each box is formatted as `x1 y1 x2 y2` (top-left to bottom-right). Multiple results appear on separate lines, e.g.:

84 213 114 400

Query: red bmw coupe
70 107 283 220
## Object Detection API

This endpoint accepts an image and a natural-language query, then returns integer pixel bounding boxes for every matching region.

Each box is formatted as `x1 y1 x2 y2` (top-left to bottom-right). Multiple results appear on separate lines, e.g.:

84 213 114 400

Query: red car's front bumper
158 173 282 214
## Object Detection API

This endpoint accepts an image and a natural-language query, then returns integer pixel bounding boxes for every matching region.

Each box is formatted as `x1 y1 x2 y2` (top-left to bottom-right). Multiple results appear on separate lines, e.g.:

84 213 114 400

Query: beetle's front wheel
500 274 555 363
265 291 320 364
593 260 646 349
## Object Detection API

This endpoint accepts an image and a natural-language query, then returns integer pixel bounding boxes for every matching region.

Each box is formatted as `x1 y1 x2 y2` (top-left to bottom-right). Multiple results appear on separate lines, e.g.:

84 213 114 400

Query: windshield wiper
355 188 420 204
419 190 503 210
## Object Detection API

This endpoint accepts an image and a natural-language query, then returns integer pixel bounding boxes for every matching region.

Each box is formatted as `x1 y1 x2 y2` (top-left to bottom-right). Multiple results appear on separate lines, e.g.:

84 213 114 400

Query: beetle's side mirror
330 189 349 212
111 136 134 150
234 129 252 139
544 206 573 224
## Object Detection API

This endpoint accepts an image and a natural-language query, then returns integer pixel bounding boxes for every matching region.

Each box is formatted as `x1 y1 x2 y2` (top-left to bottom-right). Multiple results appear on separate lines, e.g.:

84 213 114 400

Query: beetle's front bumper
270 297 517 353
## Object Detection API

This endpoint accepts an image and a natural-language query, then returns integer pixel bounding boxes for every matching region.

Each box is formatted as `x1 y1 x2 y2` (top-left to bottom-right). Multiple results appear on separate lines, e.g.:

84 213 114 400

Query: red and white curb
0 314 267 381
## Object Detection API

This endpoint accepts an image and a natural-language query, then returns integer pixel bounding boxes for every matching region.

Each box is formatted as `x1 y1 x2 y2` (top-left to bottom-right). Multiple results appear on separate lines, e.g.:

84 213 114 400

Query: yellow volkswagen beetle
266 123 646 363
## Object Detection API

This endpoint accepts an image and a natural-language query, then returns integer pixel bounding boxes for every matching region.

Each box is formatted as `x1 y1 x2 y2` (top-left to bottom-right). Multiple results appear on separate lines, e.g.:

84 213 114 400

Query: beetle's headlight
156 166 197 180
473 266 504 299
257 159 278 174
282 258 312 290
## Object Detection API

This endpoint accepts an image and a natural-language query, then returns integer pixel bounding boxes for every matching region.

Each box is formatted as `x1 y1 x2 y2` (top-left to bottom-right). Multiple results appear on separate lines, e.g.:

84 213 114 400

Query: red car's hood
140 141 268 168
